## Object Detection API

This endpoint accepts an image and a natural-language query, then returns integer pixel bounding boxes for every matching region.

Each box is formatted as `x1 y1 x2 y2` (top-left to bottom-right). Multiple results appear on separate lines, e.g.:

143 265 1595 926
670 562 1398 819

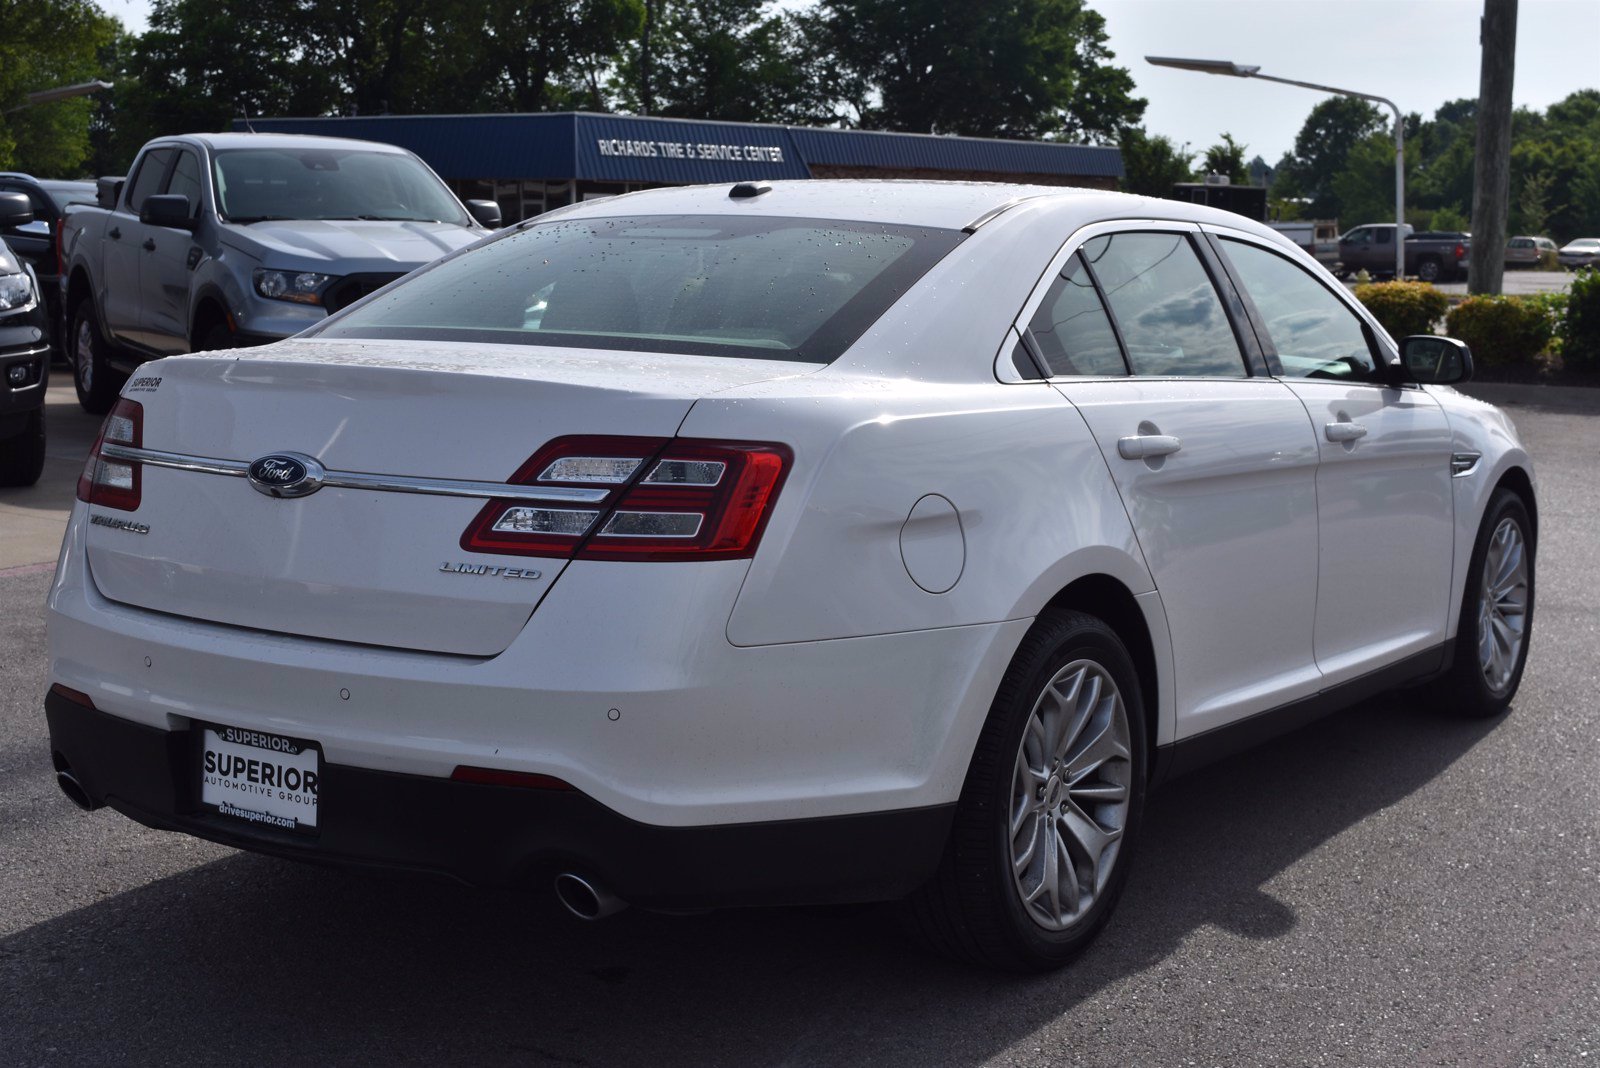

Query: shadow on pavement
0 692 1499 1066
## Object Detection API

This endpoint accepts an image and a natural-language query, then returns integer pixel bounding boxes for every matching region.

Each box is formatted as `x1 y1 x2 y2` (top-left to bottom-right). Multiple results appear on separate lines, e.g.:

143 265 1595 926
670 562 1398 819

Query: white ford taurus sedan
45 181 1535 970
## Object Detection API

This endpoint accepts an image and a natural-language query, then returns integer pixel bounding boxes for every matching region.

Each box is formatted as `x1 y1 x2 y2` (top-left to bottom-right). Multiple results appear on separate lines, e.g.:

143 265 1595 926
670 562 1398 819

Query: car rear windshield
212 147 468 225
312 214 967 363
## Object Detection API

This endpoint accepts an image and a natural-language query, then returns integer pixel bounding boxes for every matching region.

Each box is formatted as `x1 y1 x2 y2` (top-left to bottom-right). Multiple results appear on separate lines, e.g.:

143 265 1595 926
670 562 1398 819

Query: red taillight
460 435 792 562
76 398 143 511
1455 243 1466 260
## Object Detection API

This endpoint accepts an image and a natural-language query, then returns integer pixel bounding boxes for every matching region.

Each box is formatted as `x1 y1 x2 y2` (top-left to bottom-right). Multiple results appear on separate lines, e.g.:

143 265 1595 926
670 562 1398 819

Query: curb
1457 382 1600 413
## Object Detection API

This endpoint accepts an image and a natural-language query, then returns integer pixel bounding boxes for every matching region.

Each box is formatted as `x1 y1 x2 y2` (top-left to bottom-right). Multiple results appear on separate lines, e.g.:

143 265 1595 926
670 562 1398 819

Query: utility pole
640 0 656 115
1468 0 1517 295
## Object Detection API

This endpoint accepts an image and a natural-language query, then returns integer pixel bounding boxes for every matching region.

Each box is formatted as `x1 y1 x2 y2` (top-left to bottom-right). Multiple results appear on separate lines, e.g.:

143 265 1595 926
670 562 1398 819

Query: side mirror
141 193 194 230
1397 335 1473 385
96 177 123 211
0 192 34 228
465 199 502 228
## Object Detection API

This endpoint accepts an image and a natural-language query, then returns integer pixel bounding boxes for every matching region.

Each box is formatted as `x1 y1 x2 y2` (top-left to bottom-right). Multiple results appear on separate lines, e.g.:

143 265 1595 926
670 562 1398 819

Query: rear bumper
45 690 953 907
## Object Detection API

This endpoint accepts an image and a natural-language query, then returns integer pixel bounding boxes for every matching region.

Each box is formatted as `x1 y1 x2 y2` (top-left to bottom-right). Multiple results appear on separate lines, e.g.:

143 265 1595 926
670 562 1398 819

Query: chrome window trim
998 218 1262 385
97 443 611 503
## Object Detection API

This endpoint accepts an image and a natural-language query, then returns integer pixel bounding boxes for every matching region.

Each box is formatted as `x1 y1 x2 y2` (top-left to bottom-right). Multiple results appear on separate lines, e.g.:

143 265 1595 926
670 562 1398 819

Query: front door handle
1117 434 1183 460
1324 421 1369 443
142 238 156 251
108 227 121 240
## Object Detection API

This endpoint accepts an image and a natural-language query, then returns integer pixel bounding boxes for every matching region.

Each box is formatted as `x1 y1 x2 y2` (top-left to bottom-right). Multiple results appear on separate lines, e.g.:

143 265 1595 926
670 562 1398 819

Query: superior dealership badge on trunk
247 452 326 498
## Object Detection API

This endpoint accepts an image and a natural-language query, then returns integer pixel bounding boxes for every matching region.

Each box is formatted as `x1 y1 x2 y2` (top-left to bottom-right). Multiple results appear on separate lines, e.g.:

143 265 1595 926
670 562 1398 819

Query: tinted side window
125 148 174 213
1220 238 1377 381
165 150 204 217
1026 252 1126 376
1082 232 1246 377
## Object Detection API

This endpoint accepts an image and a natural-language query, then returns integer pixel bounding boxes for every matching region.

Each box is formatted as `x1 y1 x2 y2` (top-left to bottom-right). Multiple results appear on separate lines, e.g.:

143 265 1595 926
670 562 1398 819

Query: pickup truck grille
325 273 405 313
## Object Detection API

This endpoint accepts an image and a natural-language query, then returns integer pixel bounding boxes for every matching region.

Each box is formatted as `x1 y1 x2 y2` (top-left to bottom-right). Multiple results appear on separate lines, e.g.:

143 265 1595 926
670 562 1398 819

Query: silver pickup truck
59 132 500 412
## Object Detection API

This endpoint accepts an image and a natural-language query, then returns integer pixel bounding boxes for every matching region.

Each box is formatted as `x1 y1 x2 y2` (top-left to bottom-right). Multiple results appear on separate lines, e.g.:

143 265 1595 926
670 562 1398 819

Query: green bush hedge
1562 268 1600 370
1353 281 1450 339
1445 294 1559 367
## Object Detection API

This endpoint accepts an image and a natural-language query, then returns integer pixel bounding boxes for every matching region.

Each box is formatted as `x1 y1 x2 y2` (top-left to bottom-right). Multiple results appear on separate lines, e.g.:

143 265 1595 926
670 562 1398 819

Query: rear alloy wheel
907 610 1146 971
0 408 46 487
70 299 122 415
1428 488 1535 718
1417 257 1442 282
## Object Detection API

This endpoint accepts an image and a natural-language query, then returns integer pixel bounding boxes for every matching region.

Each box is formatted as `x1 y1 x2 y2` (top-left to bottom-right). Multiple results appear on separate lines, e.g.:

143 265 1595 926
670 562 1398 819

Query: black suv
0 173 96 360
0 192 50 487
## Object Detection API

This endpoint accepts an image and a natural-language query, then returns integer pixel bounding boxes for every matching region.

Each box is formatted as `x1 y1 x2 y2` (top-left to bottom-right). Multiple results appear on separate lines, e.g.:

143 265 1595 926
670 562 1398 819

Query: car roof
160 132 416 155
543 179 1287 235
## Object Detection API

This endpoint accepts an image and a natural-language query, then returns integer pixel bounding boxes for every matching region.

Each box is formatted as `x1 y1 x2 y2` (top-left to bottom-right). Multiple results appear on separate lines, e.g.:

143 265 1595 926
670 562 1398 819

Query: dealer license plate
199 725 320 832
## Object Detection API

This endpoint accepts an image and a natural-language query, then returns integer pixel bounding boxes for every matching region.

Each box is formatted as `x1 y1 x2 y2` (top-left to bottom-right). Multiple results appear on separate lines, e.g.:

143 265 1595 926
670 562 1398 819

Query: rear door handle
1324 422 1369 443
1117 434 1183 460
142 238 156 251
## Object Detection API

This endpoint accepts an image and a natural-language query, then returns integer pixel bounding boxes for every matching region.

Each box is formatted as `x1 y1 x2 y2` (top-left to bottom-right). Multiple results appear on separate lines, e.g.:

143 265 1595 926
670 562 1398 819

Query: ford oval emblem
247 452 325 498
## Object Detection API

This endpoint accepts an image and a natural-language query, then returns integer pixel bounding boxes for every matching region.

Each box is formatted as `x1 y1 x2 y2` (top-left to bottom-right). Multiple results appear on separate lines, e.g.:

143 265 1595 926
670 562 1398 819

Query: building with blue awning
234 112 1123 223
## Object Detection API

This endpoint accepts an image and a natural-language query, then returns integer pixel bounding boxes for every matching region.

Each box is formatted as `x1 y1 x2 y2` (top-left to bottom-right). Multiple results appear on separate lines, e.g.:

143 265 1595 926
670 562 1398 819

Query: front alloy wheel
1428 488 1535 718
1476 516 1530 695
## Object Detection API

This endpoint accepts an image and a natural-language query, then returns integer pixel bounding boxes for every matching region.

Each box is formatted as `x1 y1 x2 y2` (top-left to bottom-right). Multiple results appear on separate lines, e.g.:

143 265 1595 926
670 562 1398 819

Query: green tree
1118 127 1191 197
805 0 1144 142
0 0 119 174
111 0 645 172
613 0 827 123
1280 96 1386 219
1201 132 1248 185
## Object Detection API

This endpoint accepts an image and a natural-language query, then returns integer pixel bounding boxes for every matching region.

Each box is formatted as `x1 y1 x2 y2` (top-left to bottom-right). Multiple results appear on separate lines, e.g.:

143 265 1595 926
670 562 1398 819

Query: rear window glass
314 214 966 363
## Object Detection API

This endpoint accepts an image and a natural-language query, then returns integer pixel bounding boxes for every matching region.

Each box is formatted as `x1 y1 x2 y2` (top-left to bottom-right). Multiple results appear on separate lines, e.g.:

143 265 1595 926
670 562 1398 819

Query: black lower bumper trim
44 692 953 909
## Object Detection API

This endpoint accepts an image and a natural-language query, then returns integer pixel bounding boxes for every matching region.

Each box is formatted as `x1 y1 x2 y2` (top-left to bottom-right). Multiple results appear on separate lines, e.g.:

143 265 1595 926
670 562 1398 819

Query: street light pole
1147 57 1405 279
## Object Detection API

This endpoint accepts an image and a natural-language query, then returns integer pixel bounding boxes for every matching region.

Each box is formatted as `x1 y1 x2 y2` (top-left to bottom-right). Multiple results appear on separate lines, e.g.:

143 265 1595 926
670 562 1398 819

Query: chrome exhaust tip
554 872 628 920
55 768 99 812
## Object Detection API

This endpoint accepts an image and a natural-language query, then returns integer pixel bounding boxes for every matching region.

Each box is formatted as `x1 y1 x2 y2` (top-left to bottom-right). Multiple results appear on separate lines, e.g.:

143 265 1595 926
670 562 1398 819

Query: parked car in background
1504 235 1558 268
1558 238 1600 269
1336 223 1470 282
0 174 98 359
46 181 1536 971
60 133 503 413
1266 219 1340 270
0 192 50 487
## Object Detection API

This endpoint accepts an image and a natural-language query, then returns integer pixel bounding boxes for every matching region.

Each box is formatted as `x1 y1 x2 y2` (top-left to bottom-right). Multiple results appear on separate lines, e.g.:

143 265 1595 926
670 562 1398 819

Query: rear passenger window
1082 232 1246 377
1026 253 1126 376
1219 238 1378 381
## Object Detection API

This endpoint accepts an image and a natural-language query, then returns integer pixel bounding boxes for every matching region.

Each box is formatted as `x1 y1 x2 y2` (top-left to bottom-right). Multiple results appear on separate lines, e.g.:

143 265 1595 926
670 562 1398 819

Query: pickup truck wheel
1417 257 1442 283
0 408 47 487
70 299 123 415
193 321 236 352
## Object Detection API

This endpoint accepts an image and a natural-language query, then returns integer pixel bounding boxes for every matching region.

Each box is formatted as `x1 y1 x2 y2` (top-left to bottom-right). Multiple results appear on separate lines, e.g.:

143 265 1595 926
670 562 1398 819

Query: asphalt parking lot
2 380 1597 1066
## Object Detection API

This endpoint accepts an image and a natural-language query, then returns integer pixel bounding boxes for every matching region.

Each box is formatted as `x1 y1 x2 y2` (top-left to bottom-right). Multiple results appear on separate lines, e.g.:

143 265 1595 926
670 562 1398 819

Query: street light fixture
1147 56 1405 280
4 80 114 114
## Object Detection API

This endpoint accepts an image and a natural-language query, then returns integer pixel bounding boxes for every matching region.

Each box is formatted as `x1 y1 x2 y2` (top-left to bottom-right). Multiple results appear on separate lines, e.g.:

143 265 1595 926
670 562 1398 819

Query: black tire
1427 488 1535 718
69 297 123 415
1417 257 1442 283
905 610 1147 971
192 321 236 352
0 408 46 487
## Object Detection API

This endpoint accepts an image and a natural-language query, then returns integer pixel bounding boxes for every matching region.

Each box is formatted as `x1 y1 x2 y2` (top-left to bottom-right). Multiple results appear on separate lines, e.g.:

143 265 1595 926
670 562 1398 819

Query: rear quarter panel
681 375 1154 646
